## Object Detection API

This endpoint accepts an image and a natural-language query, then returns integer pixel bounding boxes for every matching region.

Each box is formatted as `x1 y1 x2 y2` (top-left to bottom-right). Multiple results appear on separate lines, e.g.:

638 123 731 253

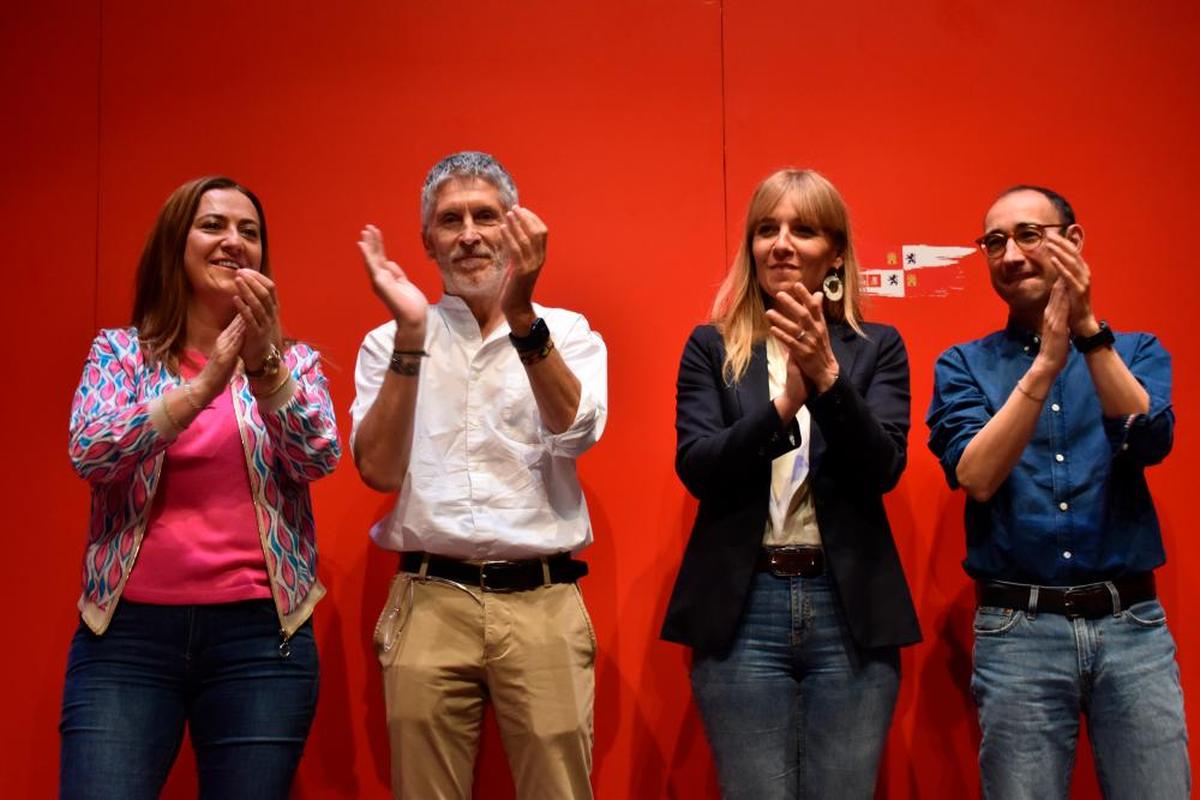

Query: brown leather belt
756 546 825 578
400 551 587 592
976 572 1156 619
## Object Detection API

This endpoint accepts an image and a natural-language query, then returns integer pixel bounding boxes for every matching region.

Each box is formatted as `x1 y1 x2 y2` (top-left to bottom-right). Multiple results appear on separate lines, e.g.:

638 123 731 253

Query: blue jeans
59 600 319 800
690 572 900 800
973 598 1190 799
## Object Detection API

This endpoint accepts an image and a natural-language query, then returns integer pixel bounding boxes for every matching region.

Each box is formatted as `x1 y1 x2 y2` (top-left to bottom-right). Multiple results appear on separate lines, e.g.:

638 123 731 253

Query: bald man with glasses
927 185 1190 799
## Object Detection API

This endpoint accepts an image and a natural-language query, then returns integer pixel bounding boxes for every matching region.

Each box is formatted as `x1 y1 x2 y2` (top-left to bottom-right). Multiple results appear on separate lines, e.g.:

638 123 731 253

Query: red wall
4 1 1198 796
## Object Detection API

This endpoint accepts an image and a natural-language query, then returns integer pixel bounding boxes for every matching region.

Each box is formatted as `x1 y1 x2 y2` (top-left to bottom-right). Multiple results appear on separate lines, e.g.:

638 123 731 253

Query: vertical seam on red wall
719 0 728 262
93 0 103 332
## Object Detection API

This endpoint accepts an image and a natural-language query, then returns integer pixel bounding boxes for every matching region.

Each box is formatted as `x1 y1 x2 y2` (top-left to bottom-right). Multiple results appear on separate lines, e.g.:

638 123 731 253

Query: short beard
439 252 508 300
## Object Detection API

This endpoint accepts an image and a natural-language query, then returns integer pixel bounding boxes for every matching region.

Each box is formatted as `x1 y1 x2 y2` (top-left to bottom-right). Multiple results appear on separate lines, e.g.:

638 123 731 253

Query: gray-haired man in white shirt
350 151 607 799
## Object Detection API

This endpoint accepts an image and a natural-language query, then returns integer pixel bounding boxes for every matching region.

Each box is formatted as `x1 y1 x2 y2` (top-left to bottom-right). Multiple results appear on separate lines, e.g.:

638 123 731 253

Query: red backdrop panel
721 1 1200 797
3 1 1198 797
0 2 100 796
89 2 725 797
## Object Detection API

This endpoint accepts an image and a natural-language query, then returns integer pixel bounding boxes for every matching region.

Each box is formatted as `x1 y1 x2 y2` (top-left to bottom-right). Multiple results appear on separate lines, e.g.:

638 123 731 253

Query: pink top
123 352 272 604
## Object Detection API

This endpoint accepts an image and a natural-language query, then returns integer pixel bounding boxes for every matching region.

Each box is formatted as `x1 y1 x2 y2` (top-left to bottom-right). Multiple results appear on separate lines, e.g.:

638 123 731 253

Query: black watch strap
509 317 550 352
1072 321 1115 354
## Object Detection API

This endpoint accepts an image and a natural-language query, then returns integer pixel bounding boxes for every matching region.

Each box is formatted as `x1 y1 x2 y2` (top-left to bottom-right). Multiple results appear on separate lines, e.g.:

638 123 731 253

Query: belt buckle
765 550 791 578
1060 586 1081 617
767 547 813 578
479 561 519 593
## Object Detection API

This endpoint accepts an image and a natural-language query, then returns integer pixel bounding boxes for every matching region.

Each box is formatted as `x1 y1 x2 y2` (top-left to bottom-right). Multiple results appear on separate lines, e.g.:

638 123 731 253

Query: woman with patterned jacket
59 176 340 800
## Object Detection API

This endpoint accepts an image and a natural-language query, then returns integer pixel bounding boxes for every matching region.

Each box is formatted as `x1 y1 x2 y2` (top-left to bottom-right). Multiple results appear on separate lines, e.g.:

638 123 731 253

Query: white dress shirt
350 295 608 559
763 336 821 546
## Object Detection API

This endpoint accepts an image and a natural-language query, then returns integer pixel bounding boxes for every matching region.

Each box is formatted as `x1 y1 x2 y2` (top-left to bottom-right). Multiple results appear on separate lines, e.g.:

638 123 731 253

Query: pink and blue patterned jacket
68 327 341 636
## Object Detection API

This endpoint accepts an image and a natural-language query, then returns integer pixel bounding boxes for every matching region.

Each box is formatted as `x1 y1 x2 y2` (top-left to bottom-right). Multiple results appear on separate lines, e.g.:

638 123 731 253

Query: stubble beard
440 250 509 301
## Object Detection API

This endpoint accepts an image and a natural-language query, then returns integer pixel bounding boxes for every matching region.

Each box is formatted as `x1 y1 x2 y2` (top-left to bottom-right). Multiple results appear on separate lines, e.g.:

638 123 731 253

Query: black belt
756 546 825 578
976 572 1156 619
400 551 587 592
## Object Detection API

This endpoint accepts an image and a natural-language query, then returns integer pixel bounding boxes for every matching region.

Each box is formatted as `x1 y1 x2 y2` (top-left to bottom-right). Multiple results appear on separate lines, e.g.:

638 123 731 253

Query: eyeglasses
975 222 1067 259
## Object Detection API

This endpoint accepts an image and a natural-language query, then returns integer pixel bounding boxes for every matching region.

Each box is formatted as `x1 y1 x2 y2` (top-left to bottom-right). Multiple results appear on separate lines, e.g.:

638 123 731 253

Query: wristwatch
245 345 282 378
509 317 550 352
1072 321 1114 354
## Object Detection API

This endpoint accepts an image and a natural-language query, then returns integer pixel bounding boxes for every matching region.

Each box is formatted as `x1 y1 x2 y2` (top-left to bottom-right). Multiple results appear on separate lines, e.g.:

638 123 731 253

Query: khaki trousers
374 572 596 799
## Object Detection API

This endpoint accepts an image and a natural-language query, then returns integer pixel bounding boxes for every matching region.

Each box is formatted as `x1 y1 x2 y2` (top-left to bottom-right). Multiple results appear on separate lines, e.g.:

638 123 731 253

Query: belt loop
1027 586 1039 620
1105 580 1122 616
541 557 552 587
418 553 430 580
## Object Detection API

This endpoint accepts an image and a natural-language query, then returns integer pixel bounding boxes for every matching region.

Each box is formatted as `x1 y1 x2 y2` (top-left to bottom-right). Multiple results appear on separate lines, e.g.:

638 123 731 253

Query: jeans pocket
571 583 598 664
973 606 1023 636
373 574 414 667
1123 599 1168 628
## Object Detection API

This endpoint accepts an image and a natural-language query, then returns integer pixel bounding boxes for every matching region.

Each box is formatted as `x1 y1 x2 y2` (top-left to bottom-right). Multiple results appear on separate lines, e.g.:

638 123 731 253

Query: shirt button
1122 443 1130 451
1023 346 1030 353
1059 501 1069 511
1051 403 1061 412
1063 550 1072 559
1055 453 1064 462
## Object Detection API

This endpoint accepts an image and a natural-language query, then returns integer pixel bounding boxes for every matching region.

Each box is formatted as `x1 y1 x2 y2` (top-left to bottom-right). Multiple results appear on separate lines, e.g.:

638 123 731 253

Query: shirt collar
435 294 482 339
1003 316 1042 353
435 293 512 344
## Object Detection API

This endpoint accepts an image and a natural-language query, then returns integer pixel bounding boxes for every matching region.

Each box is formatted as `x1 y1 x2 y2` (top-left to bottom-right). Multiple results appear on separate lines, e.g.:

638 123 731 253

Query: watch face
511 317 549 348
1075 322 1114 353
247 346 282 377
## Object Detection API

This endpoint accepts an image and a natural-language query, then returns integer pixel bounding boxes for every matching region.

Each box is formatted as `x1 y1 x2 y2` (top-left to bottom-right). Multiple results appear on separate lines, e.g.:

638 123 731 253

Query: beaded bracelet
389 349 428 377
518 339 555 367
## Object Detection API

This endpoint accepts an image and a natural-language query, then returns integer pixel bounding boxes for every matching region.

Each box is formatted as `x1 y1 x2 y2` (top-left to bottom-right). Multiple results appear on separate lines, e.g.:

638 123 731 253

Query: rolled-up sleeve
1102 333 1173 464
541 312 607 458
927 346 993 489
348 323 395 456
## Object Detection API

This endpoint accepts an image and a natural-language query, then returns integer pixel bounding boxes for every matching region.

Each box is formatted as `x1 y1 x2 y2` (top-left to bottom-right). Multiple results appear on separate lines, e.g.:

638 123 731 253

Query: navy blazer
661 321 922 654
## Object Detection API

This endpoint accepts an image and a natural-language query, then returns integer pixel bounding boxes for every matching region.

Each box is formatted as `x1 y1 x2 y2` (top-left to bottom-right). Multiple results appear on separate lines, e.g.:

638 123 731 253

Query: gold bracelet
182 380 204 410
161 396 186 433
252 371 292 400
1014 380 1046 403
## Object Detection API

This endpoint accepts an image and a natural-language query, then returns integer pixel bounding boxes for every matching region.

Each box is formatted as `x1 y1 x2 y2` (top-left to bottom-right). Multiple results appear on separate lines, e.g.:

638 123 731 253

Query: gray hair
420 151 519 231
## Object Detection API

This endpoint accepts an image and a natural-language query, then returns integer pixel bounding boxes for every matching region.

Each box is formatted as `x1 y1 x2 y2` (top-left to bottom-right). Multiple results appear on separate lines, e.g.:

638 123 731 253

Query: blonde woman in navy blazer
662 169 921 800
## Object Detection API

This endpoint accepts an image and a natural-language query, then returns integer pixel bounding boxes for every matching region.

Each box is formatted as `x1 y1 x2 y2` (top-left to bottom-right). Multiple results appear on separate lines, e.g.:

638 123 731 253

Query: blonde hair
712 168 864 383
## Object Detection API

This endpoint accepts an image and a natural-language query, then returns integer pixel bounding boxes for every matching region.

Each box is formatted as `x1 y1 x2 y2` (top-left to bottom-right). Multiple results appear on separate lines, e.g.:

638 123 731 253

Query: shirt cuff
254 374 298 415
148 396 181 441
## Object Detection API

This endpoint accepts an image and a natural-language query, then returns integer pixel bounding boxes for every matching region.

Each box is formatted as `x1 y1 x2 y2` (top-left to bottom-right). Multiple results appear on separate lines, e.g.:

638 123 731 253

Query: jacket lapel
810 323 861 474
735 339 769 419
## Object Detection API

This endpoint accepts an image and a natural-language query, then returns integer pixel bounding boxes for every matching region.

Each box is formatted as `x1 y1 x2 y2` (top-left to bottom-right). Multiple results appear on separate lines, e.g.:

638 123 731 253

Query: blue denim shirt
927 320 1173 585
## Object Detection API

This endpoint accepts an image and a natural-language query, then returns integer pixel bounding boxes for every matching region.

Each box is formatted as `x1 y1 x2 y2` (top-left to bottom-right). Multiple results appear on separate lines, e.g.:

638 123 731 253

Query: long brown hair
130 176 269 371
712 168 864 383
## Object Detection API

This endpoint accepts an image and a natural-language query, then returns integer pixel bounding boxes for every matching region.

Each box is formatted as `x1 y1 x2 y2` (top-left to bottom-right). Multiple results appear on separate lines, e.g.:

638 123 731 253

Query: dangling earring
822 269 844 302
